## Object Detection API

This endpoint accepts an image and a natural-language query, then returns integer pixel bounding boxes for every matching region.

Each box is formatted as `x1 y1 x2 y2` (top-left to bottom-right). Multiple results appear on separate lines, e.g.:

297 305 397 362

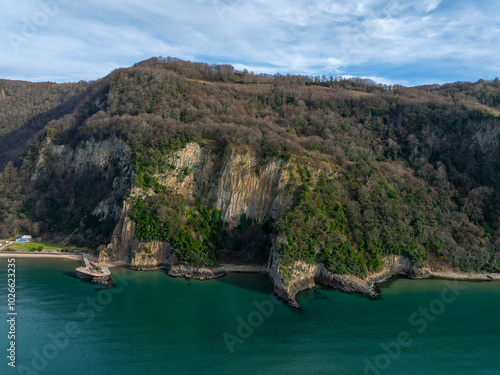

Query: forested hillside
0 57 499 275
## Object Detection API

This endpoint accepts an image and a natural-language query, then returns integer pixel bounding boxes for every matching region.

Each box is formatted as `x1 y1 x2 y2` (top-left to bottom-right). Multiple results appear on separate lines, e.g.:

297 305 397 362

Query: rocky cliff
214 148 293 226
22 135 133 246
102 142 295 270
92 142 444 302
27 138 499 306
101 201 177 269
4 60 497 303
152 142 294 226
267 236 429 307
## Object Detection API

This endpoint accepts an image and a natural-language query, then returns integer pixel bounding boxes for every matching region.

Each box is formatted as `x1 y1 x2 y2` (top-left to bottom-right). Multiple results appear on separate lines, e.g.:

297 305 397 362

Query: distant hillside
0 57 499 278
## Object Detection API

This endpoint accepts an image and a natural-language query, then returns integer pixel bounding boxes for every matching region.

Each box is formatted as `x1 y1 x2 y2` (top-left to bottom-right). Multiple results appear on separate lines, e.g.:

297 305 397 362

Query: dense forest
0 57 499 275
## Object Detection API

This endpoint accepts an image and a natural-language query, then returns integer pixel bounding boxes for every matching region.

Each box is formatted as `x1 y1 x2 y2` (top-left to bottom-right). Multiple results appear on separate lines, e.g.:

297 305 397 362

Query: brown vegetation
0 57 498 272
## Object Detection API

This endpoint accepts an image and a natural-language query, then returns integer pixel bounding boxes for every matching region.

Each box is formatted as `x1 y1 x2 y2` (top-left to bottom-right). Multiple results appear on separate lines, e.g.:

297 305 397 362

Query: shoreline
427 270 500 281
271 255 500 308
0 251 267 273
2 251 499 281
0 251 82 261
3 251 499 306
219 264 267 273
0 251 123 268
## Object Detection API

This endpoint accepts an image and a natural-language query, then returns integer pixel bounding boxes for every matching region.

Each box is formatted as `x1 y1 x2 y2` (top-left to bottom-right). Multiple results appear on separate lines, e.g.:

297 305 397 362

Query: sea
1 258 499 375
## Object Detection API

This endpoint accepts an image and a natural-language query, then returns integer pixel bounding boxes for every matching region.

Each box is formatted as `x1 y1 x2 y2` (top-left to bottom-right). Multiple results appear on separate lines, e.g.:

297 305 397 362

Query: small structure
15 235 32 242
75 253 111 284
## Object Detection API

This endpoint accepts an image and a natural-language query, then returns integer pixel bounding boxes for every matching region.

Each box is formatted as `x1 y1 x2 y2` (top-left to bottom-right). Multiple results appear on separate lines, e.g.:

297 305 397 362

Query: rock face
267 238 429 307
129 241 176 270
106 142 295 270
99 201 177 269
32 136 133 222
25 136 133 246
214 149 293 226
153 143 294 225
28 139 500 297
155 142 216 201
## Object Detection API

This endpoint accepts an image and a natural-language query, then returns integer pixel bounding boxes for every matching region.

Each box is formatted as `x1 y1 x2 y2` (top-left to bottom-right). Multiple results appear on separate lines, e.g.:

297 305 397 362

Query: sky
0 0 499 86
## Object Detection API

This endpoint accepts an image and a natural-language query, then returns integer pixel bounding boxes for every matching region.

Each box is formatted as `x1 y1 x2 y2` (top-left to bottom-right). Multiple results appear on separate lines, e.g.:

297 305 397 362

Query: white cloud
0 0 497 84
423 0 442 13
338 74 408 86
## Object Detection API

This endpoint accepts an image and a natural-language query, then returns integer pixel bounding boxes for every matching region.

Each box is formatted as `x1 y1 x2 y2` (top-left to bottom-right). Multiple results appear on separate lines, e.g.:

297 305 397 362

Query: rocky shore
167 264 226 280
5 250 499 307
156 256 500 308
98 242 500 308
428 271 500 281
266 247 500 308
125 262 265 280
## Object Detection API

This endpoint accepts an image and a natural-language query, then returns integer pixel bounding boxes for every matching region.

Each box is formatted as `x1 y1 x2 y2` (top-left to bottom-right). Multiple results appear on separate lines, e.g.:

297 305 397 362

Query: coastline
219 264 267 272
428 270 500 281
269 255 500 308
3 251 499 307
0 251 124 268
0 251 266 275
0 252 82 261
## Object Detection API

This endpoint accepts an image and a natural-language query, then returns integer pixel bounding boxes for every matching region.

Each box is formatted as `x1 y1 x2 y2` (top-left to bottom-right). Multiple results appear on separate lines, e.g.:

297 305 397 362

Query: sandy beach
0 251 121 268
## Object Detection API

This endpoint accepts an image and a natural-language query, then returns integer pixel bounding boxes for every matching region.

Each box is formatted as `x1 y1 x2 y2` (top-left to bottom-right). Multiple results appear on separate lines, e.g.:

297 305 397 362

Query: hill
0 57 499 302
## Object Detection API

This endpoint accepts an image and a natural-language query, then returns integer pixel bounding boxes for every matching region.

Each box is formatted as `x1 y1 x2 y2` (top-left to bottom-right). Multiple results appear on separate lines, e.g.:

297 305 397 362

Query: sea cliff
100 142 295 269
2 60 498 307
25 138 500 307
266 235 429 306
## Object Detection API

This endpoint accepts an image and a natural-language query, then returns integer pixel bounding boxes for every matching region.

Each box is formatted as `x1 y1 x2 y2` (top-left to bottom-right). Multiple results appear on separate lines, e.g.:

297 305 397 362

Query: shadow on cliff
0 79 109 171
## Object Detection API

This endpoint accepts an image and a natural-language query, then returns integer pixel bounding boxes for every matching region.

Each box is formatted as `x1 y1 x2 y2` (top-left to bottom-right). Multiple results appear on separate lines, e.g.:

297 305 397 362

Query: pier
82 253 91 268
75 253 111 283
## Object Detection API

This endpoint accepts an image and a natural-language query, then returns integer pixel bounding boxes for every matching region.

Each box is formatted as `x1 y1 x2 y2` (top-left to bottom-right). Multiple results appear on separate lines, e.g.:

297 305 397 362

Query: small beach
0 251 120 268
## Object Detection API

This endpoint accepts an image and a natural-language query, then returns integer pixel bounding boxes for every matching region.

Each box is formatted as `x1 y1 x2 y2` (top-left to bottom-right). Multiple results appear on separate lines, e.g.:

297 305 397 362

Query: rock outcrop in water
167 264 226 280
267 236 429 306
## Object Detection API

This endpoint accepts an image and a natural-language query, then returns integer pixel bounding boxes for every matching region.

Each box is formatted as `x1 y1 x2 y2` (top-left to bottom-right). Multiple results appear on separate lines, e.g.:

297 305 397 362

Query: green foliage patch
129 195 226 266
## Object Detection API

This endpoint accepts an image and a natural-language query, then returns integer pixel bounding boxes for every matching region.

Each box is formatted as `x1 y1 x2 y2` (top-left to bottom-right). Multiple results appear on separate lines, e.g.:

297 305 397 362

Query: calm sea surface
1 258 499 375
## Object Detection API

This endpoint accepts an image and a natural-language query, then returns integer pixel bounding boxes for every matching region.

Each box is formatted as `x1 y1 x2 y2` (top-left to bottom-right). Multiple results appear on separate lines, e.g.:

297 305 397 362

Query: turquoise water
1 258 499 375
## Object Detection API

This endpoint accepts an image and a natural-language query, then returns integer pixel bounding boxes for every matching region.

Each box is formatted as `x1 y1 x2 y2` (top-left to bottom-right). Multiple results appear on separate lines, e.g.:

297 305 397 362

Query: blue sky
0 0 499 85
